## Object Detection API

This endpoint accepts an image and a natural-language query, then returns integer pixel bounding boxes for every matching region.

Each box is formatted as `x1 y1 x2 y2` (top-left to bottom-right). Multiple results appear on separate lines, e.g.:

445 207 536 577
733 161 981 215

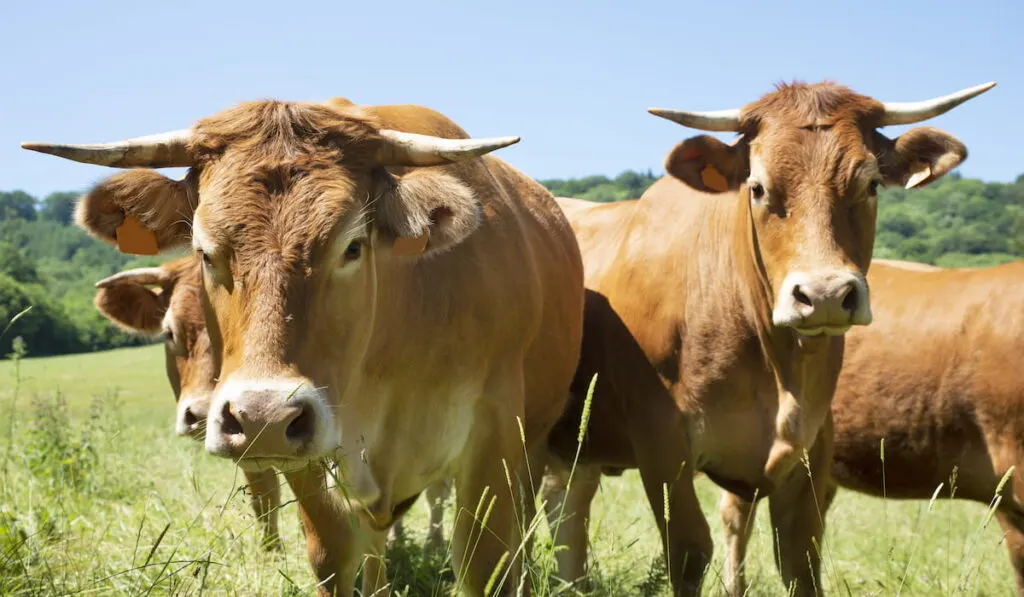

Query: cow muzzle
204 376 337 470
772 270 872 336
175 394 210 439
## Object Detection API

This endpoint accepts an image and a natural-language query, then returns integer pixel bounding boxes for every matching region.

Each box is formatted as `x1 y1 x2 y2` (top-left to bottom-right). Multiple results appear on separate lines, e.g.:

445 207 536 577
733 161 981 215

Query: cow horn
21 129 195 168
880 82 996 127
376 129 520 167
95 267 167 288
647 108 742 132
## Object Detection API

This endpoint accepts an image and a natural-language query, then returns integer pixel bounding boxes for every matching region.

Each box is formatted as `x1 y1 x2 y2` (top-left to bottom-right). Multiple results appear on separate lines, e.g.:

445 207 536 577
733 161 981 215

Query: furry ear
374 169 481 257
93 282 167 335
875 127 968 189
76 170 194 251
664 135 746 194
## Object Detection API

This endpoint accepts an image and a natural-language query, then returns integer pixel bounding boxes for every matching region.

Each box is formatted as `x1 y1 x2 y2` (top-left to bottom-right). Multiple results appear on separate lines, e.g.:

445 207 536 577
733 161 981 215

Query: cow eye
868 180 881 197
162 328 174 344
749 182 766 202
343 241 362 263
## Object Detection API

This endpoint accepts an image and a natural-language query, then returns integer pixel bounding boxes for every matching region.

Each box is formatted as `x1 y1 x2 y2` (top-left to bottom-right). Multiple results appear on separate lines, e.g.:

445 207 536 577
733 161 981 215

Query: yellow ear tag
904 162 932 189
391 233 428 257
701 165 729 193
115 215 159 255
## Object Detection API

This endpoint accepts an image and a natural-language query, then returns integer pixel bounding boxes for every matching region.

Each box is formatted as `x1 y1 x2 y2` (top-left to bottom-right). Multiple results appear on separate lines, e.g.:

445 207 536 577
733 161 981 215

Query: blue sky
3 0 1021 198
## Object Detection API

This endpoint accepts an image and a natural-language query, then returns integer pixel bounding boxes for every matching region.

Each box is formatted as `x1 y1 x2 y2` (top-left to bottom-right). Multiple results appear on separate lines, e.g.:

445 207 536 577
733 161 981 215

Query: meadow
0 344 1017 596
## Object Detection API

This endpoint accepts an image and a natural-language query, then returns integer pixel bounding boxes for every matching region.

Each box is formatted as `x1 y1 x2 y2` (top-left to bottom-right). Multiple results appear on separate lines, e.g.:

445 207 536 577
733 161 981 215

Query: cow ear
93 282 167 336
76 170 195 252
374 170 481 258
664 135 746 194
876 127 968 189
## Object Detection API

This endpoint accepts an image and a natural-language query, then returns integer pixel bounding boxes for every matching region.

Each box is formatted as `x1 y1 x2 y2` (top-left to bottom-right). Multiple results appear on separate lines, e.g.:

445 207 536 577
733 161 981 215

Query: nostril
841 285 859 313
286 405 314 442
183 407 198 427
221 402 243 436
792 285 813 307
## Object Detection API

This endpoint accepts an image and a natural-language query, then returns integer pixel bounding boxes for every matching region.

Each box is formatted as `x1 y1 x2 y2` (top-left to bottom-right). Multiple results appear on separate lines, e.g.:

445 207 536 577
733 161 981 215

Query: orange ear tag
115 215 159 255
391 233 428 257
701 165 729 193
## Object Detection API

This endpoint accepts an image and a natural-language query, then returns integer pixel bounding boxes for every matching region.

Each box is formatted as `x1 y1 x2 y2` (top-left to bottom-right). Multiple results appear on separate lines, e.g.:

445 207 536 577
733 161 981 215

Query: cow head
93 257 215 439
650 81 994 337
26 100 519 472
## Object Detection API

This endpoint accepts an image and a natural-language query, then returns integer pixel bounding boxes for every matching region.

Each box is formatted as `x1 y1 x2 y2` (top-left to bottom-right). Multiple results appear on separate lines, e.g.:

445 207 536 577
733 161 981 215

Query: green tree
39 192 79 225
0 191 37 221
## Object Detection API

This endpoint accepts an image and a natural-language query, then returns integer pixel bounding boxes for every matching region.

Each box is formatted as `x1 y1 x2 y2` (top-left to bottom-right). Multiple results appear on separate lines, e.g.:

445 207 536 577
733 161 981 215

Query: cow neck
733 186 789 388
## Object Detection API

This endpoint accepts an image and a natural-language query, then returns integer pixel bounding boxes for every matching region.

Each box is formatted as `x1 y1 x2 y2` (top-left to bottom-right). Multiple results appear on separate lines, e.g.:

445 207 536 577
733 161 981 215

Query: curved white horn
376 129 520 167
95 267 167 289
21 129 194 168
880 82 996 127
647 108 742 132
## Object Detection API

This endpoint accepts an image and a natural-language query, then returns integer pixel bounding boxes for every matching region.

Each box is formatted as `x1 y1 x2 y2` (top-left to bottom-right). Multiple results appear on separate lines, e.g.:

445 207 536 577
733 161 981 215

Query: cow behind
92 257 284 551
542 81 993 596
827 259 1024 593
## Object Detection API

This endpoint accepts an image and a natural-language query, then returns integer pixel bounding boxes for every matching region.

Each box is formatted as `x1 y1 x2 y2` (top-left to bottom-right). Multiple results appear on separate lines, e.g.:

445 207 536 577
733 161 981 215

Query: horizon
3 0 1021 198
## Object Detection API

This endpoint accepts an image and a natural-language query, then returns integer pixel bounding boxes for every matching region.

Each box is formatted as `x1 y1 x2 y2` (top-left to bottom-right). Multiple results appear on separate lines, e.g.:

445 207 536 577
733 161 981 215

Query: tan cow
540 81 994 596
92 257 285 551
25 99 585 596
826 259 1024 593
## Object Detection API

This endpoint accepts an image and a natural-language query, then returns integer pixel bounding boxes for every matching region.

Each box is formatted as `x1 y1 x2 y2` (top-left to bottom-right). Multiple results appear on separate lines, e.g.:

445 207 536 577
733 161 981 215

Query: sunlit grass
0 345 1018 595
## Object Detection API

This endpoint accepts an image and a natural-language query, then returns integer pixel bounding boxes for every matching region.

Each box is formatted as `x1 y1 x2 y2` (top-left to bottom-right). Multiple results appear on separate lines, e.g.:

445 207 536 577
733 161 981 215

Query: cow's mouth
794 325 850 337
236 456 311 473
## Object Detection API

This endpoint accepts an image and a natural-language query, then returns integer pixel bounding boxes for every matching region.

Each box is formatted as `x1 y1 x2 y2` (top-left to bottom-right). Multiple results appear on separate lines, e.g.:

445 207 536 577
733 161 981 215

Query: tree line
3 171 1023 358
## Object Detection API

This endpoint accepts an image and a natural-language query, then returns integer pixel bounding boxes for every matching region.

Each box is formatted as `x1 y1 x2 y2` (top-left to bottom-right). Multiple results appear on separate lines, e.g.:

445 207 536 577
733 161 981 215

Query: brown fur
76 100 584 597
544 82 975 597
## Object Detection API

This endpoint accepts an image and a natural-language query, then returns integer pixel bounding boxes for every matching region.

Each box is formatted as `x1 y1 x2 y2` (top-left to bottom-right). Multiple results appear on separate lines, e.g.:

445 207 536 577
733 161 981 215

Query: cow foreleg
451 429 527 597
242 468 282 551
425 478 454 551
637 456 710 597
286 466 387 597
766 426 832 597
539 460 601 590
719 491 758 597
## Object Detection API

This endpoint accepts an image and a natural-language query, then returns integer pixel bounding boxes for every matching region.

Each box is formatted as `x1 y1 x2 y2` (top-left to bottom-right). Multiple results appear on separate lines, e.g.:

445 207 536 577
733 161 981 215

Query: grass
0 344 1019 596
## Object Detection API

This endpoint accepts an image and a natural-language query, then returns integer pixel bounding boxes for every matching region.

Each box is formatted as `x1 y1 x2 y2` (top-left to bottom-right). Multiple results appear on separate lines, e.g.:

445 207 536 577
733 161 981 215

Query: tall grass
0 344 1020 596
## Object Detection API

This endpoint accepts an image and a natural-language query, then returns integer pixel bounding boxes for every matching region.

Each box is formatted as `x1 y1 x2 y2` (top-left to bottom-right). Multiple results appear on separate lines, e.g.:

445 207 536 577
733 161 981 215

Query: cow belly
692 410 775 491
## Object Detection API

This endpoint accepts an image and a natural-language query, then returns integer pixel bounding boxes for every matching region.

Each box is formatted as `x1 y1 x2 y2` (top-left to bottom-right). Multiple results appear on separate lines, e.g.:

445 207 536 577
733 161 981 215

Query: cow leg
242 468 282 551
766 431 832 597
285 466 383 597
540 461 601 589
451 430 527 596
425 478 453 551
637 458 710 597
720 491 758 597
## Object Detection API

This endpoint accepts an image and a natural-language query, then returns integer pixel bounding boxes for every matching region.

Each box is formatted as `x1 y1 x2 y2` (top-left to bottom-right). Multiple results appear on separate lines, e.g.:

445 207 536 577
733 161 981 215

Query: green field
0 345 1017 596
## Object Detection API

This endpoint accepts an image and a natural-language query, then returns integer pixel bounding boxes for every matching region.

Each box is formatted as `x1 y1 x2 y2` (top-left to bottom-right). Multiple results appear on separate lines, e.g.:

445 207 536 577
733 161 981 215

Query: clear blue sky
3 0 1021 198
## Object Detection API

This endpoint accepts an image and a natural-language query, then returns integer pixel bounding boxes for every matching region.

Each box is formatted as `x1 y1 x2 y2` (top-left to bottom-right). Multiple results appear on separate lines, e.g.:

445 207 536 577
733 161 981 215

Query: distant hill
3 170 1022 357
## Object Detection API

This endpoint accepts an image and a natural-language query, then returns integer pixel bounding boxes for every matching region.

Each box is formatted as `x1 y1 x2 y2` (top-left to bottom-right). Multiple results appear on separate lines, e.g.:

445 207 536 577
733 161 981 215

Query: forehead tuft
188 100 384 167
741 81 884 130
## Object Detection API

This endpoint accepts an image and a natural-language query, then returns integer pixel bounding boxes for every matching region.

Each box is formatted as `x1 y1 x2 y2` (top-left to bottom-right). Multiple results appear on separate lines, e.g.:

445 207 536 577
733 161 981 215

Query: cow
24 98 585 597
539 81 995 596
91 257 285 552
821 258 1024 594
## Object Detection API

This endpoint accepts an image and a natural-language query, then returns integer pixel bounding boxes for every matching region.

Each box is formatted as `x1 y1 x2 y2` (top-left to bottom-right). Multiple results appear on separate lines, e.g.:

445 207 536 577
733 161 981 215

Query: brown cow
827 259 1024 593
91 257 285 551
540 81 994 596
26 99 585 597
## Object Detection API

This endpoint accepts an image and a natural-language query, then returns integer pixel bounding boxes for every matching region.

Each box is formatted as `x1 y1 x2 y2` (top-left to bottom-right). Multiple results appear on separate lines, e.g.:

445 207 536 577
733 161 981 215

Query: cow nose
790 280 858 315
218 397 313 445
773 271 871 333
204 378 332 463
175 396 210 438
